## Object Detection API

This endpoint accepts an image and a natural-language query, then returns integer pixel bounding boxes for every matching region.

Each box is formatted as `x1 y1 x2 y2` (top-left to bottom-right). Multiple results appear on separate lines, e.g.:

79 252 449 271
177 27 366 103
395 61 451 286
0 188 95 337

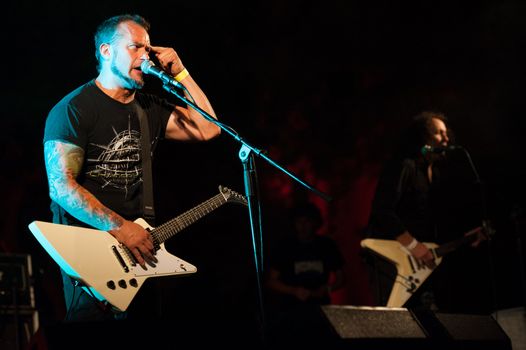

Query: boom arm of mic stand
162 84 333 202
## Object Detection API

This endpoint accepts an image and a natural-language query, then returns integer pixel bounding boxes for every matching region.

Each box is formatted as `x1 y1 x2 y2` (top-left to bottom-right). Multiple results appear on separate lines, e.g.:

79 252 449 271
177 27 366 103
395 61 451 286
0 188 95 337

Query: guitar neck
151 193 227 244
435 233 477 257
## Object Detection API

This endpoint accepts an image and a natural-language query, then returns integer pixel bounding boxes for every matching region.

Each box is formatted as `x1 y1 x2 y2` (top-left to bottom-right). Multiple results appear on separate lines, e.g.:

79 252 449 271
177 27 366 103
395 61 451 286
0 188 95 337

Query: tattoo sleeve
44 140 124 231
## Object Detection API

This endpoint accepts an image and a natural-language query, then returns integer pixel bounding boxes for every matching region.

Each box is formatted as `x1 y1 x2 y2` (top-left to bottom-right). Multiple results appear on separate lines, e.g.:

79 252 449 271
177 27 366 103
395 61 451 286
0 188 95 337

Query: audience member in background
266 201 345 313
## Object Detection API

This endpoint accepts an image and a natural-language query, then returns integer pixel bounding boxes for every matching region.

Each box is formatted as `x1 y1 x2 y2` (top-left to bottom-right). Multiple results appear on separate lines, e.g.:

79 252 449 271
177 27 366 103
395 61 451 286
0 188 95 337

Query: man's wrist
174 68 189 82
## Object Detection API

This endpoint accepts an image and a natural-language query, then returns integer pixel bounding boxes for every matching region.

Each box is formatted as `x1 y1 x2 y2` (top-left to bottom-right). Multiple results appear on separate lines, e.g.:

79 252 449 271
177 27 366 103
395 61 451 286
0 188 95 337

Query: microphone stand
161 84 332 340
460 147 498 312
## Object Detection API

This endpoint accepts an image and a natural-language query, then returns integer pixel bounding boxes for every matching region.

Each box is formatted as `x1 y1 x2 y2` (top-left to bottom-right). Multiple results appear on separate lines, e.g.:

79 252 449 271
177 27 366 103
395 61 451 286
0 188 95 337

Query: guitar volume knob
118 279 127 288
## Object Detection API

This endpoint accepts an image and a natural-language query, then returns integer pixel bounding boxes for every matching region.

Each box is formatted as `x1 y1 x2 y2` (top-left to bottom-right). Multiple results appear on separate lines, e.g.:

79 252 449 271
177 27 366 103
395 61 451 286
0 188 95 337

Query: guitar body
28 185 248 312
29 218 196 312
360 238 442 308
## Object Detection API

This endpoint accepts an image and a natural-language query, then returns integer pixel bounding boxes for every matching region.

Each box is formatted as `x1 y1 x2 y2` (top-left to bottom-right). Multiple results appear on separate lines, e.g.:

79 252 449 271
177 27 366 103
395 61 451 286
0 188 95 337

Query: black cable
63 278 77 322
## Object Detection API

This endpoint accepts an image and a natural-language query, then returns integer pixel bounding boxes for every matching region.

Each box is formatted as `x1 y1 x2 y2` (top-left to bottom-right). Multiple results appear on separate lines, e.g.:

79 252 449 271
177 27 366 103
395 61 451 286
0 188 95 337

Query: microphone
421 145 462 155
140 60 182 88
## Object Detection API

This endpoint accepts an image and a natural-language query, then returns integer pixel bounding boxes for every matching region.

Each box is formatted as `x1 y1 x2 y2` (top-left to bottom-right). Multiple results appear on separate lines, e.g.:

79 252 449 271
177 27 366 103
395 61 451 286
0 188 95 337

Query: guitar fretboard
151 193 227 244
435 233 478 257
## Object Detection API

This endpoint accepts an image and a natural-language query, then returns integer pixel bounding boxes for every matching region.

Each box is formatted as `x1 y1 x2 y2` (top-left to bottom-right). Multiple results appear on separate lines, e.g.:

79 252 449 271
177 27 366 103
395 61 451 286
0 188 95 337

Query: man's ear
99 43 111 62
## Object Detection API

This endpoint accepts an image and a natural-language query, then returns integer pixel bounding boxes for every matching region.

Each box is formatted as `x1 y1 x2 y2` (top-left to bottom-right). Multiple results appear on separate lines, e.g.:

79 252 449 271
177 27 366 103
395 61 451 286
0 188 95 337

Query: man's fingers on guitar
416 258 428 269
425 260 436 269
146 257 157 268
417 259 426 268
144 241 154 251
143 251 158 264
416 254 435 269
134 249 146 268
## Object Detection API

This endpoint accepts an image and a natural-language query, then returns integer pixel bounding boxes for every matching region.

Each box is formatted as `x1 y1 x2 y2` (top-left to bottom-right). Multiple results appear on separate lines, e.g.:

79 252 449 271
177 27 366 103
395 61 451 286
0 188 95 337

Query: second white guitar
360 226 489 308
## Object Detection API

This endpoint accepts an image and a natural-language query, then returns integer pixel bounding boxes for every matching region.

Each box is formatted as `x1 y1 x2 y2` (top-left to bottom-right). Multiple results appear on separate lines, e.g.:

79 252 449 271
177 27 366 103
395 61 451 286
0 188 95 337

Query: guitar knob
107 281 116 290
118 279 127 289
129 278 138 287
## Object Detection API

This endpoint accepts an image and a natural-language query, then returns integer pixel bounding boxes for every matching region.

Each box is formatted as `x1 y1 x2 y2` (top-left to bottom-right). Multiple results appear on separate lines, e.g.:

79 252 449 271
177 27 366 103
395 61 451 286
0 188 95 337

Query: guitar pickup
111 245 130 273
407 255 416 273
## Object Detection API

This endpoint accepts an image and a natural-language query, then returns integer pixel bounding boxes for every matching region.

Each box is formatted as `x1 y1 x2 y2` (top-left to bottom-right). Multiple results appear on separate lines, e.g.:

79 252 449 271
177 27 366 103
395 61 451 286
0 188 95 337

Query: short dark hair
289 202 323 230
94 14 150 72
412 110 449 145
397 110 453 157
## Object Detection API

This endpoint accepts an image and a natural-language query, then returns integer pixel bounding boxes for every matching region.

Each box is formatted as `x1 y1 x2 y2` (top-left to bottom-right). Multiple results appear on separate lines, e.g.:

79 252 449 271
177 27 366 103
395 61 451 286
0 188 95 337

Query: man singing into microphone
363 111 487 313
43 14 220 322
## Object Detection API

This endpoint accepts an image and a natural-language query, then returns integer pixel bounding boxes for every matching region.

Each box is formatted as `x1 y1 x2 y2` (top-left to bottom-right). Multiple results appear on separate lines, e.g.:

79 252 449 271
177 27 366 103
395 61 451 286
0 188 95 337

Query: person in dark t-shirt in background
266 201 345 310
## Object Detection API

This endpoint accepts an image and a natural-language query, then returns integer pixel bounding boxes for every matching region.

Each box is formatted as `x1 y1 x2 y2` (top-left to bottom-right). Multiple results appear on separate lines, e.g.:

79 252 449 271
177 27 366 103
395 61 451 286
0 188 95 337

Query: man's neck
95 74 135 104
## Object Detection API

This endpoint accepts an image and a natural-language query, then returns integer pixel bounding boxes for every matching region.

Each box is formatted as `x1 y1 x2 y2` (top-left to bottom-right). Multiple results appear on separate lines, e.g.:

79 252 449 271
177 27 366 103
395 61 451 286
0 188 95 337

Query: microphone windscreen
140 60 155 74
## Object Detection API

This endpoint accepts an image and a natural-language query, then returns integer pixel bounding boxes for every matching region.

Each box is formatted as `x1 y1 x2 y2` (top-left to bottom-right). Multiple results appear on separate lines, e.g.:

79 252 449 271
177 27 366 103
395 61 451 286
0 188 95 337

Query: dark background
2 0 526 330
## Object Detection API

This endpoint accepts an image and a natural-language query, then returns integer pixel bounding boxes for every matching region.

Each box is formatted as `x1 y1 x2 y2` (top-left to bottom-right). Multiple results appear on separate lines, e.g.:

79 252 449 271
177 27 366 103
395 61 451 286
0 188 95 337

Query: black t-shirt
366 157 443 242
270 235 345 305
44 80 172 227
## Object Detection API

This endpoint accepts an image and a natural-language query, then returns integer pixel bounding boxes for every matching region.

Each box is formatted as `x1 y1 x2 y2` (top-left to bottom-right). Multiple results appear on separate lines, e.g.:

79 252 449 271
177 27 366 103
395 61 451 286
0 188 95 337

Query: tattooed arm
44 140 155 267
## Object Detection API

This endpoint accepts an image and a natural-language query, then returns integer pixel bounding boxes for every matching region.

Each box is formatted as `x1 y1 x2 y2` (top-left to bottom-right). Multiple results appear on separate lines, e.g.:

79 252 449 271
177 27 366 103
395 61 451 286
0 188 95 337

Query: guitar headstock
465 220 496 247
219 185 248 206
482 220 496 239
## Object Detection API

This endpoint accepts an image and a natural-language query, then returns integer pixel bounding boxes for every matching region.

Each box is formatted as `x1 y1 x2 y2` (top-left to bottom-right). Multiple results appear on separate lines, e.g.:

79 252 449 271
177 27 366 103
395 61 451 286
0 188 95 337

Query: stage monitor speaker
264 305 428 348
319 305 429 349
435 312 513 350
318 305 512 350
492 307 526 350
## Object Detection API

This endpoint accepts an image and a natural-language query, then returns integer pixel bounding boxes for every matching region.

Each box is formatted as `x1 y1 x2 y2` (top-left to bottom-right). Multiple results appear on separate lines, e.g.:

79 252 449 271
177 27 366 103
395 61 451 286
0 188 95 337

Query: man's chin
125 73 144 89
130 79 144 90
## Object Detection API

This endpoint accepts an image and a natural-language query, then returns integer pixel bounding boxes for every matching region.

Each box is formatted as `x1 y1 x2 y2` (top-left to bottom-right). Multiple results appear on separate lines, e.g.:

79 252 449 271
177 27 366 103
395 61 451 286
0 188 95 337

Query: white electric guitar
360 226 491 308
28 185 247 312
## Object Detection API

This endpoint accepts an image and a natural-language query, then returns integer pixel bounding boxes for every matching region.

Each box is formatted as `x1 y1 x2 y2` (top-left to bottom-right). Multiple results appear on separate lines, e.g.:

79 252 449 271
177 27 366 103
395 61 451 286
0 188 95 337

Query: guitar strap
135 102 156 225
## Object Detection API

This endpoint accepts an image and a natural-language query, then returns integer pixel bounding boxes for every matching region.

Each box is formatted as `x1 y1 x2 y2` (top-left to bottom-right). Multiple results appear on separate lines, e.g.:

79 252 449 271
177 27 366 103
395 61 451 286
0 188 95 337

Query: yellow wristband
174 68 189 82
